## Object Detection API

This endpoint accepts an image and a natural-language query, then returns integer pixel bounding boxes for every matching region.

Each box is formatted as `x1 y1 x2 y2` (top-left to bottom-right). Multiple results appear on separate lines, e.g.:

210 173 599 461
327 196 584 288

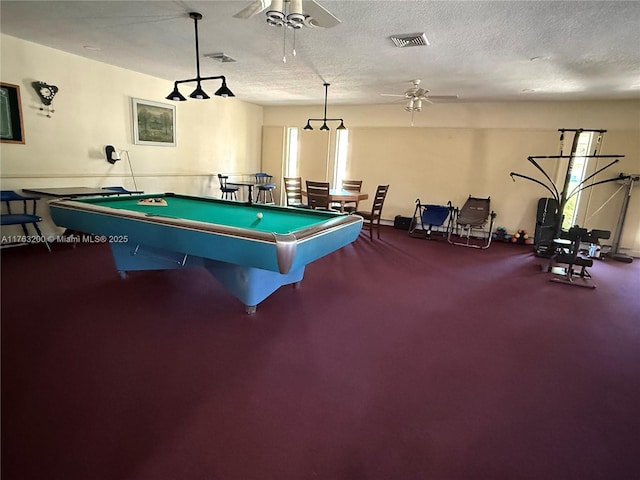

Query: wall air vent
389 33 430 48
205 52 236 63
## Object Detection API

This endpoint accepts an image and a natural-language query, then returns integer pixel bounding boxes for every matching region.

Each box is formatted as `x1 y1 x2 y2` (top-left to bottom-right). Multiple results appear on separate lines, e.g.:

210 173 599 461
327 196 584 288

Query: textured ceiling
1 1 639 106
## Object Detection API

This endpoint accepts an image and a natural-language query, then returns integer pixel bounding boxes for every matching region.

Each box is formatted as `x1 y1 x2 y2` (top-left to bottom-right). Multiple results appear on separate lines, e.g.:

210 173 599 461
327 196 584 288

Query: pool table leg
203 259 305 313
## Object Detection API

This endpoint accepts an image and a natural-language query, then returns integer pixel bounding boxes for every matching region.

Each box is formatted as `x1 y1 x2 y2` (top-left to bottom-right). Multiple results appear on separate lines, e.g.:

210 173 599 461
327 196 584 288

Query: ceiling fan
381 80 458 110
380 80 458 124
233 0 341 28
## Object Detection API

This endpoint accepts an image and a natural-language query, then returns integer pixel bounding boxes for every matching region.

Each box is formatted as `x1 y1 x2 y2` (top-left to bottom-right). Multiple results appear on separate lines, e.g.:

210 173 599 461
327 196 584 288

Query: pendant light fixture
166 12 235 102
304 83 346 131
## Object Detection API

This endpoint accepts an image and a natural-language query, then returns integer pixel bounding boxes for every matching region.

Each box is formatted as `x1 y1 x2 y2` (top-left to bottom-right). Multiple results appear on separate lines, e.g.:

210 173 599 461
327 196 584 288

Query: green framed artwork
131 97 176 146
1 82 25 144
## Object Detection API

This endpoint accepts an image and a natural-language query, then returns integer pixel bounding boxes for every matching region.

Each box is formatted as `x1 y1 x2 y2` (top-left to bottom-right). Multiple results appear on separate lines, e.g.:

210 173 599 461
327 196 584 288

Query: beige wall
2 33 639 255
1 34 264 235
263 102 640 256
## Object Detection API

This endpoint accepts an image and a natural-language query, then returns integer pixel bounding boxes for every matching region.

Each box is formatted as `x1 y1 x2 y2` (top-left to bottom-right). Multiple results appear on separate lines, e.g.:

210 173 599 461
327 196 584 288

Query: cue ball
256 212 263 219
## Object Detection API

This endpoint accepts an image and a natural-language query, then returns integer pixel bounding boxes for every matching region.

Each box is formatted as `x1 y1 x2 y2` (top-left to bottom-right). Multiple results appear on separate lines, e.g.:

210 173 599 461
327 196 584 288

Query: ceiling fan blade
426 95 459 101
302 0 341 28
380 93 407 97
233 0 271 19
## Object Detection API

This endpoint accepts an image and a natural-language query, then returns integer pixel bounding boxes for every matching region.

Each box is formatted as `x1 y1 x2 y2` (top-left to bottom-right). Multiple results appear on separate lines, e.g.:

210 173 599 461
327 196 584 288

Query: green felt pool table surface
78 193 338 233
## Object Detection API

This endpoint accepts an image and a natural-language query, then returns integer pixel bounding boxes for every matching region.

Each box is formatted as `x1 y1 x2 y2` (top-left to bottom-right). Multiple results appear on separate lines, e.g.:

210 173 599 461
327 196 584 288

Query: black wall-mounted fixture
32 81 58 105
105 145 120 164
32 81 59 117
166 12 235 101
304 83 346 131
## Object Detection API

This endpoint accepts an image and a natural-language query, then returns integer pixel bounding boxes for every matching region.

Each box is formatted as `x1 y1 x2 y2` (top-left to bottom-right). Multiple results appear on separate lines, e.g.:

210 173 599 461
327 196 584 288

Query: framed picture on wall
131 97 176 146
1 82 25 144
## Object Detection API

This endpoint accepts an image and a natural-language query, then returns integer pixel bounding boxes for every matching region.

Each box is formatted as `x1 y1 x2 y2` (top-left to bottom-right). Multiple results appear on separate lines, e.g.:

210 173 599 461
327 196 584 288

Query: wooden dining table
302 189 369 212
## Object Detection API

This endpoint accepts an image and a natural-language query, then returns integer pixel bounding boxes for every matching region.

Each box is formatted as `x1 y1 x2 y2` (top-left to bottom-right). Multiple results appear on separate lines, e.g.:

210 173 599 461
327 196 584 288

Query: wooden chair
338 179 363 213
217 174 238 200
355 184 389 240
283 176 307 208
1 190 50 251
254 173 276 204
305 180 331 210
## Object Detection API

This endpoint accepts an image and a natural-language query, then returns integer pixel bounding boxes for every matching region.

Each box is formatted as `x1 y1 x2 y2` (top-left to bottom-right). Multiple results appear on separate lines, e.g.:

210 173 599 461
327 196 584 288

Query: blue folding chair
409 199 453 240
1 190 50 251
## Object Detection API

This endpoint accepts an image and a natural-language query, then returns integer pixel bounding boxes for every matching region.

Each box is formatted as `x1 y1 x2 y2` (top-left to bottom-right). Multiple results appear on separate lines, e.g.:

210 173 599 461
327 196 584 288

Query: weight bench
548 227 610 288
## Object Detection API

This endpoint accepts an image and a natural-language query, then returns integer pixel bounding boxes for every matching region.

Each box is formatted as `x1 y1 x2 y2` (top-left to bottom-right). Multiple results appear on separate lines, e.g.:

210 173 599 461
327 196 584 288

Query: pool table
49 193 363 313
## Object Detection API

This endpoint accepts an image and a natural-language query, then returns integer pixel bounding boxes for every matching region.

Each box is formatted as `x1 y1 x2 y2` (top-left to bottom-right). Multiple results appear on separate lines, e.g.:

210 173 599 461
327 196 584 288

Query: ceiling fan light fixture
267 0 284 19
405 98 415 112
267 17 284 26
287 0 305 23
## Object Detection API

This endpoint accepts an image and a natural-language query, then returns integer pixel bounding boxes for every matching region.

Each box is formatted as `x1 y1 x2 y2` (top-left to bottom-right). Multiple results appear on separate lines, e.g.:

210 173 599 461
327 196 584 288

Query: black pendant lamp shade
167 85 187 101
304 83 346 131
189 83 210 100
166 12 235 102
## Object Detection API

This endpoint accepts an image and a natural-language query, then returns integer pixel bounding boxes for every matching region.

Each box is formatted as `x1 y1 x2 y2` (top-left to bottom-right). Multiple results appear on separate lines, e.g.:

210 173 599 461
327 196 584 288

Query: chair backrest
341 179 362 192
217 174 228 188
255 173 273 185
1 190 25 202
369 184 389 217
306 181 330 210
1 190 38 216
283 176 303 206
457 196 491 226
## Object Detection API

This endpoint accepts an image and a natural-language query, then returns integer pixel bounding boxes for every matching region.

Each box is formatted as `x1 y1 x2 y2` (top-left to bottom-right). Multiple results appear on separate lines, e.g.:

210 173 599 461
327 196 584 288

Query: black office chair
218 174 239 200
254 173 276 204
1 190 50 251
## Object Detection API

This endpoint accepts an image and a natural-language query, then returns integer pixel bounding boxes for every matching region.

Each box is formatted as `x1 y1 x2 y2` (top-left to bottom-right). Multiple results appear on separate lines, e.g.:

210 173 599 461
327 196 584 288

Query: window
285 127 299 177
562 131 593 230
333 128 349 187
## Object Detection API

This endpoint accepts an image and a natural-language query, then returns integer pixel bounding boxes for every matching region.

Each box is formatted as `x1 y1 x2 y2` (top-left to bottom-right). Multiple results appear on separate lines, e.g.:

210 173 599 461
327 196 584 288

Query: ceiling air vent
205 52 236 63
390 33 430 48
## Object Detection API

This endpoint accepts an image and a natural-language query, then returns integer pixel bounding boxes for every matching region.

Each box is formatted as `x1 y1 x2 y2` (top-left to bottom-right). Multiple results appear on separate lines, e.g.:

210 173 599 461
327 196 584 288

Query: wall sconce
166 12 235 101
304 83 346 131
105 145 120 164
